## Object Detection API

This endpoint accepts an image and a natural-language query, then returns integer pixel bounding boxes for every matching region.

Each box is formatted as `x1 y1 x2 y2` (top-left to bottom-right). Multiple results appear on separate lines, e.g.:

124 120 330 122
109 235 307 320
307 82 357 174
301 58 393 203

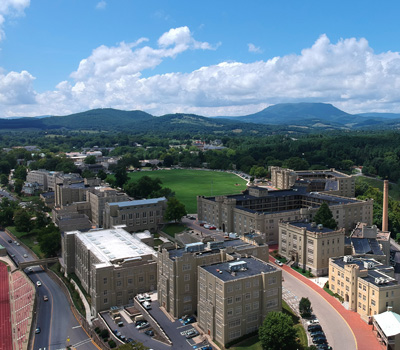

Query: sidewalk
271 257 384 350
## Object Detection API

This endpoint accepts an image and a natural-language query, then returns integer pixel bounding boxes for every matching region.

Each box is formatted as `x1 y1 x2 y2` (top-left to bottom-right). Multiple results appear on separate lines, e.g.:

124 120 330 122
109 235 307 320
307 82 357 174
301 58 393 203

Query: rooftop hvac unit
207 241 225 250
343 255 353 263
228 261 248 272
184 242 205 253
317 224 323 230
375 278 382 284
363 261 374 269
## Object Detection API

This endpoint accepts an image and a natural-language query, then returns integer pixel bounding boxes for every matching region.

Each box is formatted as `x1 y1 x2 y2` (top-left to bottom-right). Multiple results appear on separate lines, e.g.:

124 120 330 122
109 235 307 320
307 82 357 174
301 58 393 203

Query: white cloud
95 1 106 10
248 43 262 53
0 0 30 40
5 32 400 117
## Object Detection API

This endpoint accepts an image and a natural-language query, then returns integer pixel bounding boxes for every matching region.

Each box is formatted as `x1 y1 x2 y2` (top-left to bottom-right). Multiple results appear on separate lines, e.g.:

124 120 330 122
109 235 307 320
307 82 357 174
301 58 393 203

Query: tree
258 311 298 350
0 174 8 186
37 224 61 257
164 197 187 222
14 208 32 232
14 165 27 180
14 178 24 195
0 198 18 227
396 232 400 243
313 202 337 229
82 169 95 179
84 155 97 164
299 297 312 318
97 169 107 180
114 166 128 188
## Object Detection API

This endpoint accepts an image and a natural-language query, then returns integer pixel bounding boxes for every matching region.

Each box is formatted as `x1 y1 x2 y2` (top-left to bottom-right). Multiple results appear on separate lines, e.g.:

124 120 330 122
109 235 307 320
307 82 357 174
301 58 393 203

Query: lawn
162 223 187 237
355 176 400 200
126 169 247 213
231 301 307 350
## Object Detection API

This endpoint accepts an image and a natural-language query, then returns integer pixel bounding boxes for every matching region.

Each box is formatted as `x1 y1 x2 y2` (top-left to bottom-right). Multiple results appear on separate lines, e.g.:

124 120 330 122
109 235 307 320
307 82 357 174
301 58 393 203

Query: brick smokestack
382 180 389 232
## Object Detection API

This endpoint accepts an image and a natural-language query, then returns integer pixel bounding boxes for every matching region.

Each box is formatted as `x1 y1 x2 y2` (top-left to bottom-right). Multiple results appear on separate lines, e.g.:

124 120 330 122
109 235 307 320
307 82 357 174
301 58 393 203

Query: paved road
0 231 98 350
282 268 356 350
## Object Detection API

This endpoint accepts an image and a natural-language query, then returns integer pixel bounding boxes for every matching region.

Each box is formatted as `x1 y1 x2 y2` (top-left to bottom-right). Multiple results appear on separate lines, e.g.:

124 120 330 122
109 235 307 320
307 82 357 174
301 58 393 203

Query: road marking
72 325 82 329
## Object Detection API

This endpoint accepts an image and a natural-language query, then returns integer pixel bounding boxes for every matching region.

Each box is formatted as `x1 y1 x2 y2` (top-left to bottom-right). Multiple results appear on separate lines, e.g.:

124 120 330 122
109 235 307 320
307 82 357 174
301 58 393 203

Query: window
185 284 190 292
229 330 241 340
227 308 233 316
183 296 192 303
136 213 140 218
103 278 107 284
228 319 241 327
268 277 276 285
128 279 132 284
245 293 251 300
253 301 259 309
266 299 278 308
182 264 191 271
227 285 233 293
253 290 259 298
235 306 242 315
227 297 233 305
245 303 251 312
103 290 107 295
116 281 122 287
138 276 144 283
253 279 259 287
184 274 190 281
371 300 376 306
104 298 108 304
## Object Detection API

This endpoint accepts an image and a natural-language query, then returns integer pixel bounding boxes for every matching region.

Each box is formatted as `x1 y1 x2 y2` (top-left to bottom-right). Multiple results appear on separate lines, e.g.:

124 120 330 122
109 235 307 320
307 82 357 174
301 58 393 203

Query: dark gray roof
108 197 166 207
201 257 277 282
351 238 384 256
361 269 398 287
289 222 335 234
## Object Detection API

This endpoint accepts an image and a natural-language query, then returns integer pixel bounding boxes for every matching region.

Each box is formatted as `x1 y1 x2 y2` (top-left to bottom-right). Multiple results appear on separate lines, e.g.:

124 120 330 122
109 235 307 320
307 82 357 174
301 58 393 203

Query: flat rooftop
201 257 277 282
296 169 348 178
289 221 336 234
108 197 166 208
68 227 156 267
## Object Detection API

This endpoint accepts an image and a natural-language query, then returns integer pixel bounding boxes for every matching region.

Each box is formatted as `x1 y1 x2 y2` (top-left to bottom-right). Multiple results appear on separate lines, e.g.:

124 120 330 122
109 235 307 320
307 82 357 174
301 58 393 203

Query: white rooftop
69 227 156 267
374 311 400 337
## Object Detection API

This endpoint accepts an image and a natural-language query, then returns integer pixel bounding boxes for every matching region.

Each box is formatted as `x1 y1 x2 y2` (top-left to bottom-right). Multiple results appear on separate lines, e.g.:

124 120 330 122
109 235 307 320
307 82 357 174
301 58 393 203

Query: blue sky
1 0 400 117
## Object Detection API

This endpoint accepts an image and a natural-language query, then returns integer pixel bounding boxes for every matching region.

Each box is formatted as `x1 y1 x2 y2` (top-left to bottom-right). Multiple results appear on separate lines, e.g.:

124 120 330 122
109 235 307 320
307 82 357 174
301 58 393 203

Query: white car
275 259 283 266
36 281 42 287
307 319 319 325
137 294 145 303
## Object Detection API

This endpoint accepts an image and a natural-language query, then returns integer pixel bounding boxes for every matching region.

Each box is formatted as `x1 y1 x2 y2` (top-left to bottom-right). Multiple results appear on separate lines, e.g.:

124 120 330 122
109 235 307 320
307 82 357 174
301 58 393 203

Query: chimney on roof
382 180 389 232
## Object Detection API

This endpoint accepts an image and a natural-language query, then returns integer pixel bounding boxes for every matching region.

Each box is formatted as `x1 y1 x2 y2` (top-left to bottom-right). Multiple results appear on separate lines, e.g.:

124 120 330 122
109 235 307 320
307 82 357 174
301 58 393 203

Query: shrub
94 327 100 334
108 339 116 348
100 329 109 339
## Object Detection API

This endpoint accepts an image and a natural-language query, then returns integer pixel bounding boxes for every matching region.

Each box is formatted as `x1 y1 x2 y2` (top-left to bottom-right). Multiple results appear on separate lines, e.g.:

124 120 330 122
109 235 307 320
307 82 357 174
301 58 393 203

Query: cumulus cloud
248 43 262 53
5 31 400 117
96 1 106 10
0 0 30 40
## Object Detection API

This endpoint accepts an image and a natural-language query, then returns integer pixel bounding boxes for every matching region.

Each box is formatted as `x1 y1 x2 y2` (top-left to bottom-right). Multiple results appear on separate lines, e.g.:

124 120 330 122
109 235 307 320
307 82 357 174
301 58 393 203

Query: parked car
203 224 211 229
120 335 126 341
183 316 196 325
143 301 152 310
316 345 332 350
135 320 146 326
36 281 42 287
209 226 216 230
311 331 325 338
137 294 145 303
35 327 41 334
185 329 199 339
145 330 154 336
43 295 48 301
126 338 135 344
136 322 149 329
275 259 283 266
313 337 327 345
308 324 322 332
200 346 212 350
117 321 124 327
8 239 12 243
144 293 151 302
307 318 320 325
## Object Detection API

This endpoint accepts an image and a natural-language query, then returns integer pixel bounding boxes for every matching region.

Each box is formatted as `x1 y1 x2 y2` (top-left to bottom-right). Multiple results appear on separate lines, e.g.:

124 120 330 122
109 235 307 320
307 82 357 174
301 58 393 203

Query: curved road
0 231 98 350
282 268 356 350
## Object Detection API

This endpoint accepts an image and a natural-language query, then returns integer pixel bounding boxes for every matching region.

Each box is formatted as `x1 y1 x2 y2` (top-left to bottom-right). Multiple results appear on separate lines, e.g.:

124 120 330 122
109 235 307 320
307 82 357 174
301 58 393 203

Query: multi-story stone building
104 197 167 233
197 186 373 244
86 187 129 227
62 226 157 314
198 257 282 346
270 167 355 198
347 223 391 265
329 256 400 321
157 238 269 319
27 169 84 192
278 221 345 276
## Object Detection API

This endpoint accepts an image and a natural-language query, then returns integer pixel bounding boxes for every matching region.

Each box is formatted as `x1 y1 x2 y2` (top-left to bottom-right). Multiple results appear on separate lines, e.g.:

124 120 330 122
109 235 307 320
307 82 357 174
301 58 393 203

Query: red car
209 226 216 230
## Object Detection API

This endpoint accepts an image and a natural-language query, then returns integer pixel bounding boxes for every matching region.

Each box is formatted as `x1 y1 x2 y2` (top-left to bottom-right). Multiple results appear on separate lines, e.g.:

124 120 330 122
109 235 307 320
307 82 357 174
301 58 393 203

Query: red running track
0 263 12 350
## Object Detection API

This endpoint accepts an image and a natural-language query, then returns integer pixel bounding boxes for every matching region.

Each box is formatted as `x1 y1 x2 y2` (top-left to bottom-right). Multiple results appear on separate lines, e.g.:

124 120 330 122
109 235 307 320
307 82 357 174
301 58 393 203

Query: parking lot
101 296 213 350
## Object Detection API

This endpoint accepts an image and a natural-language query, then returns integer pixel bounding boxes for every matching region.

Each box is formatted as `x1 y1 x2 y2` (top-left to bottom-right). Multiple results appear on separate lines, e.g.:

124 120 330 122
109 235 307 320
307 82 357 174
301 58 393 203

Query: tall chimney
382 180 389 232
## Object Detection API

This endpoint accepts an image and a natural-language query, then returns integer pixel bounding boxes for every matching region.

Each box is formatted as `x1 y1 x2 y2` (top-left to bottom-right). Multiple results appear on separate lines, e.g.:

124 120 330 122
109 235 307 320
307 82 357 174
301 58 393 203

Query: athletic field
127 169 247 213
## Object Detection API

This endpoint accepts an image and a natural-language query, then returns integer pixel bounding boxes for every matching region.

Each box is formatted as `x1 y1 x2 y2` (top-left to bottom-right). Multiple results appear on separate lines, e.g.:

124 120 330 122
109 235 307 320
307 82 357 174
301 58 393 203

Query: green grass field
127 169 247 213
355 176 400 201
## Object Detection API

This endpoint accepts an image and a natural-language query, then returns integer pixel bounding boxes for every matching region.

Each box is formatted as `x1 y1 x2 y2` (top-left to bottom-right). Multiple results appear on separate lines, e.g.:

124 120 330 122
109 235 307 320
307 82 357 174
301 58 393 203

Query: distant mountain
2 103 400 134
217 103 352 126
357 112 400 119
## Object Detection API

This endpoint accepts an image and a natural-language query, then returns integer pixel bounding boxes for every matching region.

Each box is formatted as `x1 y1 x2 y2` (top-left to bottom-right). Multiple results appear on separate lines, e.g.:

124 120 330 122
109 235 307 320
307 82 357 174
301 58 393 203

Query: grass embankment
7 226 43 258
50 262 86 316
162 223 187 237
355 176 400 200
231 301 307 350
126 169 247 213
291 265 314 278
